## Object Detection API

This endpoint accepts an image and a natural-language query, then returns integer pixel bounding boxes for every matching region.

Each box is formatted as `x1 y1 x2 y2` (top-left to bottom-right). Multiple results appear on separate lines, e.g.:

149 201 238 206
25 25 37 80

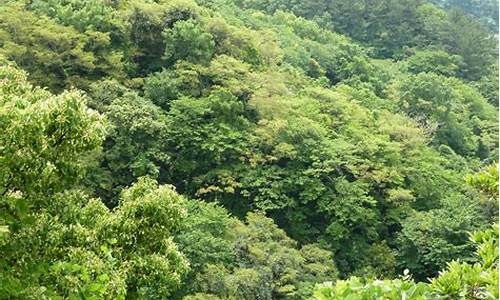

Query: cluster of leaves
235 0 498 81
312 224 499 300
430 0 499 32
311 163 499 299
0 2 123 92
177 207 338 299
0 63 191 298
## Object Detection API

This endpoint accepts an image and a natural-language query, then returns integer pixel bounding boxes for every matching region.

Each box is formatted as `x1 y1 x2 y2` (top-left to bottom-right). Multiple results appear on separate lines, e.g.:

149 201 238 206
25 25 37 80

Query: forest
0 0 498 299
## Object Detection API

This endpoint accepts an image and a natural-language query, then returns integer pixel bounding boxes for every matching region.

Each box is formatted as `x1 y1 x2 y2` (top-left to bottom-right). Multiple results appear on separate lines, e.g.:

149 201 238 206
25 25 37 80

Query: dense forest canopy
431 0 499 32
0 0 498 299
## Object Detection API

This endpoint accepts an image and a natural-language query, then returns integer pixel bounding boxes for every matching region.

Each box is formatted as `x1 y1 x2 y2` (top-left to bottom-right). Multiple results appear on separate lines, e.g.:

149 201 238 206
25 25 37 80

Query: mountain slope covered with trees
0 0 498 299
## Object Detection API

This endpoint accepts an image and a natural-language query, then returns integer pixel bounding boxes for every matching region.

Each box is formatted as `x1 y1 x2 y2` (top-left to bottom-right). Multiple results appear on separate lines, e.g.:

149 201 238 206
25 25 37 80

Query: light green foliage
174 201 235 298
1 176 191 298
403 50 463 77
430 224 499 299
0 63 189 298
204 55 255 100
243 0 425 57
0 65 108 296
205 17 264 66
152 66 486 278
426 165 500 299
0 3 123 91
143 54 256 108
103 178 190 299
237 10 388 92
237 0 498 81
474 63 499 107
234 85 468 275
184 293 222 300
232 213 338 299
311 167 499 299
466 164 499 201
312 277 429 300
28 0 121 33
173 206 338 300
465 164 499 225
0 62 105 199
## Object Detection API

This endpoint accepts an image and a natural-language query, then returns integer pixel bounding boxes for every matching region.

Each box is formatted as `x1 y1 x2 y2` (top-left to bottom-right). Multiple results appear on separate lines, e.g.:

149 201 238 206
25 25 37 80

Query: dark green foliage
125 1 171 75
235 0 498 81
442 9 498 81
163 19 215 65
431 0 499 32
314 224 499 298
475 62 499 107
397 193 486 279
164 88 251 194
144 69 181 109
180 212 338 300
394 72 498 158
88 87 170 205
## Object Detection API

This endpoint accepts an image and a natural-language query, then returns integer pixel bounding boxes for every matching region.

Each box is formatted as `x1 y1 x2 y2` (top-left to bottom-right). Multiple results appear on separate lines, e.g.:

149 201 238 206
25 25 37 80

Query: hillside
0 0 498 299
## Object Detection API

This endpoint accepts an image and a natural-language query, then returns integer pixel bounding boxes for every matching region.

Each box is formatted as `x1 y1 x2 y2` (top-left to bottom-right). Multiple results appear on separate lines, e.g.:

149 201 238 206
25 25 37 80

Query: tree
0 3 123 91
88 90 170 205
402 50 463 77
475 63 499 107
173 201 235 298
100 178 190 299
0 0 497 297
185 212 338 300
163 19 215 66
0 62 111 297
394 72 498 158
397 193 486 280
163 88 251 196
430 0 499 32
27 0 122 34
443 9 497 81
124 0 201 75
310 224 498 299
0 61 105 202
430 225 498 299
311 276 429 300
0 63 190 298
